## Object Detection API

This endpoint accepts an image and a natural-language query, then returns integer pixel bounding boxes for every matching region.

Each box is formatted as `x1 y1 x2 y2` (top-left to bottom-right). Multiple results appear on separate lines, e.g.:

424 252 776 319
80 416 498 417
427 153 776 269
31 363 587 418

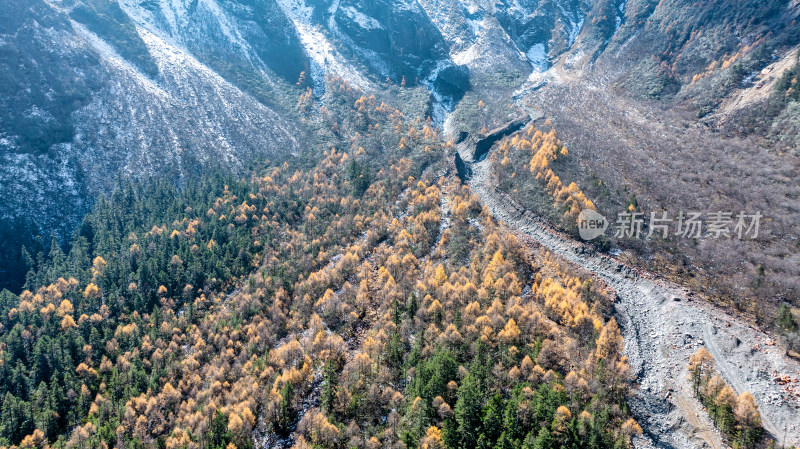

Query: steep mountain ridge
115 0 309 87
0 0 306 290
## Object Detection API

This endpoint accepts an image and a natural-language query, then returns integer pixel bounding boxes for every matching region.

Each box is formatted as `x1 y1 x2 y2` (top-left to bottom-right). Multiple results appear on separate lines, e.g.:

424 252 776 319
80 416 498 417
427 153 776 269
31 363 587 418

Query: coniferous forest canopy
0 78 643 449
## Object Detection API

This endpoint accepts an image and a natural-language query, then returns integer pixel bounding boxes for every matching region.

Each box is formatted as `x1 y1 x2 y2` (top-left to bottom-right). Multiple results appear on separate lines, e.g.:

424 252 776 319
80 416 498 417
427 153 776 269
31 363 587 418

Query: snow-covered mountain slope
0 0 304 290
71 24 301 194
3 0 800 292
275 0 372 90
116 0 311 88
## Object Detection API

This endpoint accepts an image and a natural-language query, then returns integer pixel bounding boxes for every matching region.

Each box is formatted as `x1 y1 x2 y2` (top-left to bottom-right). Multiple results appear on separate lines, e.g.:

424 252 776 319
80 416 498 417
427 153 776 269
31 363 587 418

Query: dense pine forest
0 79 641 449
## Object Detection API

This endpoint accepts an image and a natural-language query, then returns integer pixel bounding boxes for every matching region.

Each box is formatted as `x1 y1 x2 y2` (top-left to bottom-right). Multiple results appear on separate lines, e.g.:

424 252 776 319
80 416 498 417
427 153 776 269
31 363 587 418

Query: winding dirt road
467 156 800 449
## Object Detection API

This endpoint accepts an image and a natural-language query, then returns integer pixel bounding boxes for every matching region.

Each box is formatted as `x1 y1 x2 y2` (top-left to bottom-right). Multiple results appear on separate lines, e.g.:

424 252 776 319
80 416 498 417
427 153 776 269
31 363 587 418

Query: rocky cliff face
328 0 449 80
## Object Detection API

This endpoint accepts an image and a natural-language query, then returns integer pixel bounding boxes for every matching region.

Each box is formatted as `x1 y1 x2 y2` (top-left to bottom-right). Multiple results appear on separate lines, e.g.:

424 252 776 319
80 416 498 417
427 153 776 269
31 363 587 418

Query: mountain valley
2 0 800 448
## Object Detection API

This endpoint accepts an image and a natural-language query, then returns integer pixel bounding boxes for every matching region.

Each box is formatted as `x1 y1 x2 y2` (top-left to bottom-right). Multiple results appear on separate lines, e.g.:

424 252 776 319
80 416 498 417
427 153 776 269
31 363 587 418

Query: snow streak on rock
275 0 371 90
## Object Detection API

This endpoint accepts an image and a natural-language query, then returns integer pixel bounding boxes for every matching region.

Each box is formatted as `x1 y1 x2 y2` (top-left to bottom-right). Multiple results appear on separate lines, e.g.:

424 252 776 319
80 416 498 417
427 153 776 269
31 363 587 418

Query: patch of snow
422 59 460 126
464 1 480 15
452 43 480 65
328 0 339 14
25 105 56 122
556 2 584 48
71 20 168 98
117 0 176 37
614 0 627 35
324 0 391 80
70 19 299 189
118 0 254 69
509 0 526 15
275 0 371 90
392 0 422 13
340 6 383 30
570 16 585 47
449 12 486 64
466 16 483 36
159 0 181 36
525 43 548 72
197 0 250 52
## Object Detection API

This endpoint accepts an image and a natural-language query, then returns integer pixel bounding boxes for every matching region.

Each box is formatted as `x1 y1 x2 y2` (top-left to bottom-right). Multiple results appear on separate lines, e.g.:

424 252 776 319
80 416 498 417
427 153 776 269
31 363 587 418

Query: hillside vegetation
0 79 641 449
496 79 800 355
